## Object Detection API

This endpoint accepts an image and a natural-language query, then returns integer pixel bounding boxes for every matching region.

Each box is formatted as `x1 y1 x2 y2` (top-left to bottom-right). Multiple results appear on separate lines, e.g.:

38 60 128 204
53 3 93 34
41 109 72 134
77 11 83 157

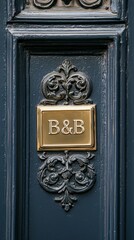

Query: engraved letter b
48 120 60 135
73 120 85 134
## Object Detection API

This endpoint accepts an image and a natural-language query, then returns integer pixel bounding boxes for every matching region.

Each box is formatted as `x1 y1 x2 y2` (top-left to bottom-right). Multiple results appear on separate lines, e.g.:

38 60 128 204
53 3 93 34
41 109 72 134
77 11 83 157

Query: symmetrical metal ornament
40 60 92 105
38 151 96 211
37 59 97 211
33 0 102 9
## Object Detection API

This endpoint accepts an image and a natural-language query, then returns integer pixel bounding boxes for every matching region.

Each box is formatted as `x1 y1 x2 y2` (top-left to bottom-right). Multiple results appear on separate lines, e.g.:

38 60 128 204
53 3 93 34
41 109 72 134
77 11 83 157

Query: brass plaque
37 105 96 151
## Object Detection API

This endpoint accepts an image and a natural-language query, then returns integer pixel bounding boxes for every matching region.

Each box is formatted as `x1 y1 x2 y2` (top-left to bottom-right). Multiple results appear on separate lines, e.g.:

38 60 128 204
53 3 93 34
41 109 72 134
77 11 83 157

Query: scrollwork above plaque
40 60 92 105
33 0 102 9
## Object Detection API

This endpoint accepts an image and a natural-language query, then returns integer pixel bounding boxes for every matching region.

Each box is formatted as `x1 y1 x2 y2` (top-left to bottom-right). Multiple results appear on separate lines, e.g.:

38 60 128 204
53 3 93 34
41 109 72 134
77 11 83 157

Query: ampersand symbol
61 120 73 135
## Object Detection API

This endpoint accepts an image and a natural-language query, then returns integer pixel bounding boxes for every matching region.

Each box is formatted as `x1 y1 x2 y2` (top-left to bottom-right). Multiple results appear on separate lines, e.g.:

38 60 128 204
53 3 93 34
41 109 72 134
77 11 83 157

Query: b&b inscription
48 119 85 135
37 105 96 151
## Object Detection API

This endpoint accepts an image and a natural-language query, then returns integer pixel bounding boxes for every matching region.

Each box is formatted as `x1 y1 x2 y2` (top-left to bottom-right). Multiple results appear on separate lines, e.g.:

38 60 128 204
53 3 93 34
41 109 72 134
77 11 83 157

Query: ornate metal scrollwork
37 59 96 211
33 0 102 9
40 60 92 105
38 151 96 211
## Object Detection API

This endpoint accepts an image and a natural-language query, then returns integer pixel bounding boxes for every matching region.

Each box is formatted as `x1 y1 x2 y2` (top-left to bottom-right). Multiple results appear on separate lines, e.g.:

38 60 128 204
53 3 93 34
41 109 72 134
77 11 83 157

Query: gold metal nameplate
37 104 96 151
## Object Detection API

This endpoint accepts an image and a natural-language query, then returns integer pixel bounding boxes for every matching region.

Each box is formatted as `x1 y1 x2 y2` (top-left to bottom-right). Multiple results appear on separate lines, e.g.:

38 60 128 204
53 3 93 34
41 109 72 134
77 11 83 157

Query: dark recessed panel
28 47 104 240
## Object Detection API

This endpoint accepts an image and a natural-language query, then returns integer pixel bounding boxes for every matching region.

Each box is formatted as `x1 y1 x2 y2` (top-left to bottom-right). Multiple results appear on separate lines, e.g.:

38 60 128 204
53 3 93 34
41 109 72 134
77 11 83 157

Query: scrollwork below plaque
38 151 96 211
37 59 97 211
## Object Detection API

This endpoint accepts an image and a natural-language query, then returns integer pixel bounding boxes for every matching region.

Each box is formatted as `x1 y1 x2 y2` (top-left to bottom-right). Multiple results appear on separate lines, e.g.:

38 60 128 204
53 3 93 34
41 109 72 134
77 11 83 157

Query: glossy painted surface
5 27 124 240
0 0 134 240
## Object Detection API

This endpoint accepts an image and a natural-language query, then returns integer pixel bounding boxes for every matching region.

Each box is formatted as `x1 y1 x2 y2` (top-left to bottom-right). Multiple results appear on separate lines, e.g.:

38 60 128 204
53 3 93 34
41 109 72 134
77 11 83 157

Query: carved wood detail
33 0 102 9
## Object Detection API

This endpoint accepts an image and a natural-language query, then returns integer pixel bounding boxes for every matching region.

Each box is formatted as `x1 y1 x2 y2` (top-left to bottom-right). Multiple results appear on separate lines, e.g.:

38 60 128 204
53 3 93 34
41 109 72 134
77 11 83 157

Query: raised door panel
6 26 126 240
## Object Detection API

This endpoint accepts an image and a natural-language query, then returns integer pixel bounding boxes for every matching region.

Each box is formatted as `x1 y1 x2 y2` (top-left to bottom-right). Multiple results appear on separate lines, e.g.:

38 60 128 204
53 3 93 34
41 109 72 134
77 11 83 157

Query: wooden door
0 0 133 240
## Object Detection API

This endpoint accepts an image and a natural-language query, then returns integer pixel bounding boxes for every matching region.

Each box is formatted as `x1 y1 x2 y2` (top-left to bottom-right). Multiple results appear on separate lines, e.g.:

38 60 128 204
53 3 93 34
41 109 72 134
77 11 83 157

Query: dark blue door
0 0 134 240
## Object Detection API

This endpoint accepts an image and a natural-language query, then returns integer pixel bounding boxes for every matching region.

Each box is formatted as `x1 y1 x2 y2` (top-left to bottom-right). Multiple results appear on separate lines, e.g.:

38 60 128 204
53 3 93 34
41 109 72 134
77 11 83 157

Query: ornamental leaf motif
38 151 96 211
33 0 102 9
40 60 93 105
